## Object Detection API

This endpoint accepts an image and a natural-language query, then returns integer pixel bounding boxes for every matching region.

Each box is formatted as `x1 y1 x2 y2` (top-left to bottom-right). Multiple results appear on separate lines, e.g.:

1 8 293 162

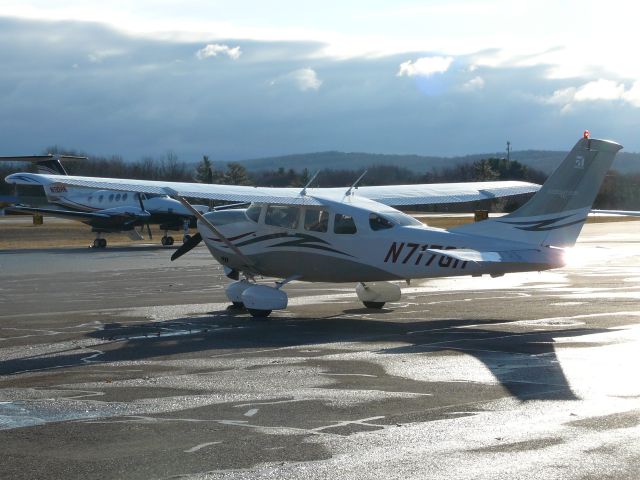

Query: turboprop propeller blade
136 193 153 239
171 232 202 261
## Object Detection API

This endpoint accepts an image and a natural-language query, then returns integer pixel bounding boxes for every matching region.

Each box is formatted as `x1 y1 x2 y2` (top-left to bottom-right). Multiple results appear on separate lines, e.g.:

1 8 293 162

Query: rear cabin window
369 213 394 231
245 204 261 223
334 213 357 234
304 209 329 232
265 205 299 229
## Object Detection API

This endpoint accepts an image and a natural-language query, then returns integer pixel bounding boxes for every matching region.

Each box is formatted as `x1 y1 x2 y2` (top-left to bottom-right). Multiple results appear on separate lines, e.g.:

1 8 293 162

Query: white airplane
6 134 618 318
2 154 208 247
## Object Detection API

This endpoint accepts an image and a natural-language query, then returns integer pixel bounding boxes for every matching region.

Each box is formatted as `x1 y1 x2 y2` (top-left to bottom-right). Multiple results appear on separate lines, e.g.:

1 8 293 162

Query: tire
363 301 385 309
92 239 100 248
183 234 191 243
99 238 107 248
167 236 175 246
230 302 245 309
248 308 272 318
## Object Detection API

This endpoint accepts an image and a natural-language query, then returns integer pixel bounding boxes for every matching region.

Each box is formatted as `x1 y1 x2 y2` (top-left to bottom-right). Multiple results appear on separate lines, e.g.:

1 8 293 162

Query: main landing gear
91 234 107 248
161 220 192 246
161 234 174 246
224 279 288 319
356 282 401 310
223 279 403 318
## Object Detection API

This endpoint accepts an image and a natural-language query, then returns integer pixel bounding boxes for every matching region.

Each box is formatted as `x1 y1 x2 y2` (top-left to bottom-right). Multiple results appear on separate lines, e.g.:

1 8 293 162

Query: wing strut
163 188 255 268
300 170 320 196
345 170 368 196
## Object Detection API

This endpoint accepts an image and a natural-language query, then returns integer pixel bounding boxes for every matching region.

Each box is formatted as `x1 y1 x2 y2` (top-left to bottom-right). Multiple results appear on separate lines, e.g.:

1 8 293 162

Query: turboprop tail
451 134 623 247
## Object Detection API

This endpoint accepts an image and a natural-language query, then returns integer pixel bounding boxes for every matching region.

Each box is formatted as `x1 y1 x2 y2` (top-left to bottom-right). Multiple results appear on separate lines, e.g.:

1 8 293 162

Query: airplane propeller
171 232 202 261
136 193 153 239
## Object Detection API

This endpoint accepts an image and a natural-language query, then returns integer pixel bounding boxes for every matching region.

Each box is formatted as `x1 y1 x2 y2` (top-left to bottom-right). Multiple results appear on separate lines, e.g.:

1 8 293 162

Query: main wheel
99 238 107 248
363 301 385 309
247 308 272 318
183 234 191 243
167 236 175 246
92 239 100 248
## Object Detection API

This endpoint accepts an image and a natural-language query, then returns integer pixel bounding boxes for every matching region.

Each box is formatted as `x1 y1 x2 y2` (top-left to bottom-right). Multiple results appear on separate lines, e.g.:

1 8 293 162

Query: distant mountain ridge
236 150 639 174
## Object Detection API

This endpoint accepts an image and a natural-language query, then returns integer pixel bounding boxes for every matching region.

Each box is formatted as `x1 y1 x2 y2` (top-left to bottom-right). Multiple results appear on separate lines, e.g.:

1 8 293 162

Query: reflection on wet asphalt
0 221 639 479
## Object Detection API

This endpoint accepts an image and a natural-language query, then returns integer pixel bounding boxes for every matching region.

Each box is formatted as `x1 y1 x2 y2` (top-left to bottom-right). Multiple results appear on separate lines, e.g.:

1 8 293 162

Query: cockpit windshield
381 211 423 226
370 211 422 230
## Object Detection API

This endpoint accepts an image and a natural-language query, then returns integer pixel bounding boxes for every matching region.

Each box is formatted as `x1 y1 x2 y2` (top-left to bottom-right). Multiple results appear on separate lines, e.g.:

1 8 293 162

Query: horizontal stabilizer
428 248 555 265
5 205 111 220
592 209 640 217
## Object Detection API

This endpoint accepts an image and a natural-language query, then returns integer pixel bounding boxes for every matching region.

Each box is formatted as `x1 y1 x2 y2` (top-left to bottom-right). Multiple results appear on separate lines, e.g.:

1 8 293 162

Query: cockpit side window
304 208 329 232
265 205 299 229
245 204 262 223
334 213 357 234
369 213 394 231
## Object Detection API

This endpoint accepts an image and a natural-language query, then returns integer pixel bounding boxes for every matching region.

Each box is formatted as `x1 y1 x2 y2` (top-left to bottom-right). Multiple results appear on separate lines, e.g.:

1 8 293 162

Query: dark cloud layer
0 17 637 162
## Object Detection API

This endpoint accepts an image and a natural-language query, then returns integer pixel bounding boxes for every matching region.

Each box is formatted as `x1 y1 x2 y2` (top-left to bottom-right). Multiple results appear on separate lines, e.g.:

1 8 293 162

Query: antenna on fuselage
300 170 320 196
345 169 368 197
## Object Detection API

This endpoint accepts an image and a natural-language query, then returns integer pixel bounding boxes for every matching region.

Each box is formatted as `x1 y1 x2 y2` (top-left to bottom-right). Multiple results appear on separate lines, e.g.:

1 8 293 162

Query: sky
1 1 640 161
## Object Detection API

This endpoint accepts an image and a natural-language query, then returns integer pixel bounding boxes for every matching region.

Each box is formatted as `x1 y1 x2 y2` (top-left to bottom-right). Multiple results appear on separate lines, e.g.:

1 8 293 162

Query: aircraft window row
91 193 131 203
246 204 362 235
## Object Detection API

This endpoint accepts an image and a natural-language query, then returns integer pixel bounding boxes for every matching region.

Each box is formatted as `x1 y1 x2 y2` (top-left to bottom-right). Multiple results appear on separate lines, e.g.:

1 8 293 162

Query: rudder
451 136 623 247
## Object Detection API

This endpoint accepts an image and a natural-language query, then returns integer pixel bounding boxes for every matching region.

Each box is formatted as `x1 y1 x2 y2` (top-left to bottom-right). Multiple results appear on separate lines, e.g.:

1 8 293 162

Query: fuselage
42 185 205 229
198 195 565 282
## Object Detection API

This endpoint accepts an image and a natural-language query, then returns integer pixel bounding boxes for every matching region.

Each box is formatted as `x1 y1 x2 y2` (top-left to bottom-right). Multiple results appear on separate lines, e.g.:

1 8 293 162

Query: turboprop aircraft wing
5 173 539 207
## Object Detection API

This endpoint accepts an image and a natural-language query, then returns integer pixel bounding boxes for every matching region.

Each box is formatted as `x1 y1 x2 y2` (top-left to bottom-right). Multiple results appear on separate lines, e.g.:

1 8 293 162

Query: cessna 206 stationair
2 154 207 247
5 134 620 317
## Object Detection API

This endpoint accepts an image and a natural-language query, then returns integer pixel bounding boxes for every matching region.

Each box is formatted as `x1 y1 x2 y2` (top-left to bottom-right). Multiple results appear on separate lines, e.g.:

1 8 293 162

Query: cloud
547 79 640 111
462 76 485 91
87 49 124 63
397 56 453 77
195 44 241 60
272 68 322 91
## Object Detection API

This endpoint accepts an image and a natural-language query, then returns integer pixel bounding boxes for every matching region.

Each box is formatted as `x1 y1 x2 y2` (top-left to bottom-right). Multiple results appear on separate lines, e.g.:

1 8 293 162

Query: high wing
5 173 540 207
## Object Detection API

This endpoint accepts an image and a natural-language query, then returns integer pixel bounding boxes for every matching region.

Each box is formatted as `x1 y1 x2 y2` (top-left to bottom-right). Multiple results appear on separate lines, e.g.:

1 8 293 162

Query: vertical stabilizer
451 136 623 247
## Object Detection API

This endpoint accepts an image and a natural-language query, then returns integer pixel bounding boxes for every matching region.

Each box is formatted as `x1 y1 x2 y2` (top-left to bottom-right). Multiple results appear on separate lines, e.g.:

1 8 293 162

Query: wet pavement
0 221 639 479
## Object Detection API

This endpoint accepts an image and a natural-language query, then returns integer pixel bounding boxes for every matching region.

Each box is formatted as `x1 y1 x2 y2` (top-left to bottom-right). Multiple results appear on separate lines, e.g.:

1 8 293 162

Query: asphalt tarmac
0 220 639 479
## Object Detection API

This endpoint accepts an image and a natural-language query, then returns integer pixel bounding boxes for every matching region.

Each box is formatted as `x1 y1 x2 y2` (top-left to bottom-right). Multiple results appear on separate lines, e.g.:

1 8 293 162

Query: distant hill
236 150 640 175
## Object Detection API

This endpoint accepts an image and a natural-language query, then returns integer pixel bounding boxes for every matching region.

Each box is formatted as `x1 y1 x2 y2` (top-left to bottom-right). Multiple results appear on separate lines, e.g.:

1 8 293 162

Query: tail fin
451 136 623 247
0 154 87 175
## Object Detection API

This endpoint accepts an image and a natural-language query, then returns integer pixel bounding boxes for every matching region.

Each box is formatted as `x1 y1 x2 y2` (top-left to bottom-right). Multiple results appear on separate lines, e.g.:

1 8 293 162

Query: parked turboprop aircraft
7 135 617 318
1 155 207 247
